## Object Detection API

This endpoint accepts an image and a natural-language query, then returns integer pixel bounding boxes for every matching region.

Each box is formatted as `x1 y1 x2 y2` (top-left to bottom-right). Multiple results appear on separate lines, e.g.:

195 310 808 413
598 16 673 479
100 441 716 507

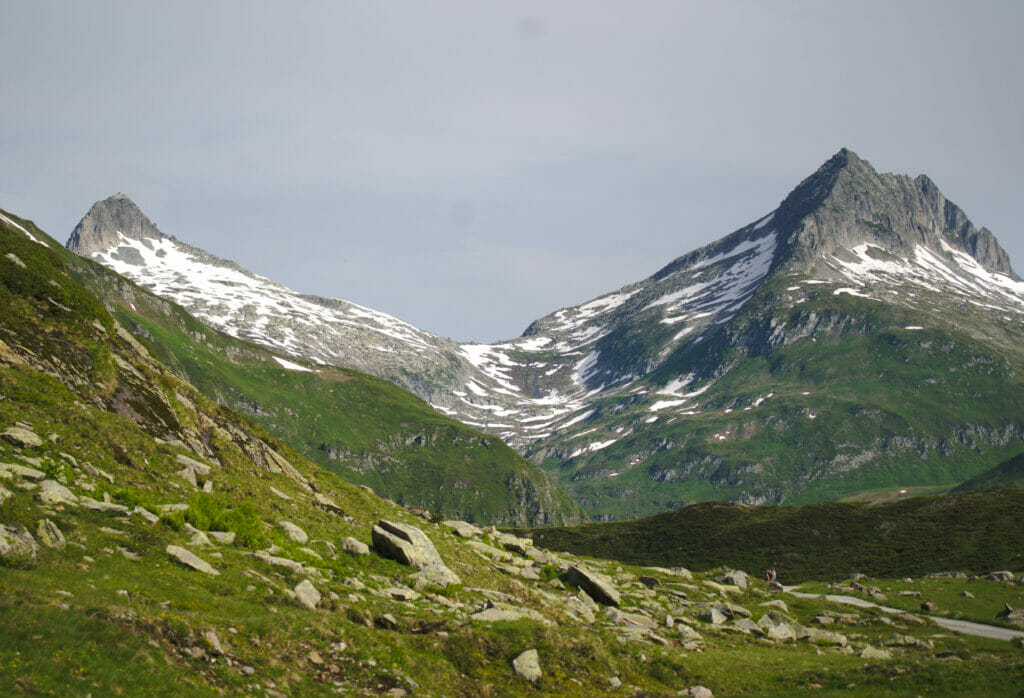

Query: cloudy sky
3 1 1022 341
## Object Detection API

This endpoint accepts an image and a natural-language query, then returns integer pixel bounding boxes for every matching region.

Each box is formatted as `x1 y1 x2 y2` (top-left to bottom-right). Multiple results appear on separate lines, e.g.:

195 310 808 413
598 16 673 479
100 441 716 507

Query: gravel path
784 588 1024 642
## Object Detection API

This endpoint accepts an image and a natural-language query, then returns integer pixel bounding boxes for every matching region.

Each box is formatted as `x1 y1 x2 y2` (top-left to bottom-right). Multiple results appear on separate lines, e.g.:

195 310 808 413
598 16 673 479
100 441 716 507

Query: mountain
951 452 1024 493
68 149 1024 520
60 210 582 526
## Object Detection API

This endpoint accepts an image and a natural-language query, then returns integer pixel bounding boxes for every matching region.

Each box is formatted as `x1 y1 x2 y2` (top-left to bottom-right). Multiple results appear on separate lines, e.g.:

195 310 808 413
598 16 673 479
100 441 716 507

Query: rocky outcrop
566 565 621 607
371 519 460 587
0 524 38 563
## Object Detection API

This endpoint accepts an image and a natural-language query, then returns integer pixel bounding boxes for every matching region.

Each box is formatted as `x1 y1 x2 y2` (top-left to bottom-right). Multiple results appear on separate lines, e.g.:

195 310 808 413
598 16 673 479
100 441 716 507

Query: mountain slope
37 208 585 526
67 149 1024 519
951 452 1024 493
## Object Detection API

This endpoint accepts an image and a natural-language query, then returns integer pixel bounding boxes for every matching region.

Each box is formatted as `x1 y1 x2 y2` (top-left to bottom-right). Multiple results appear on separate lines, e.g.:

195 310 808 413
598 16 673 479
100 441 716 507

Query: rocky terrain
67 150 1024 519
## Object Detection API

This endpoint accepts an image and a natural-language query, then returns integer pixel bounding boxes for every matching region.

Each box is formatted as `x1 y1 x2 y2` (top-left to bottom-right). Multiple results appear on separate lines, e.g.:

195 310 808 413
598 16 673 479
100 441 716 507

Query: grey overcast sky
2 1 1022 341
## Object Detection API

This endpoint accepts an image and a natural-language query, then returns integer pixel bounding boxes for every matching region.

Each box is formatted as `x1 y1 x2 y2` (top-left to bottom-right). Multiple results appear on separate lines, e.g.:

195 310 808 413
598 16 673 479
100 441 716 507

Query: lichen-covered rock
512 649 542 683
0 524 38 563
36 519 66 550
714 570 749 589
565 565 620 607
442 520 483 538
2 426 42 449
0 463 46 481
36 480 78 506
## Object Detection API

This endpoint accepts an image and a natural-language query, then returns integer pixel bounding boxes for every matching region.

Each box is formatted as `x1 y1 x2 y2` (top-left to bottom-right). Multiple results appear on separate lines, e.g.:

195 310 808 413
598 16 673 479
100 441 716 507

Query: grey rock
442 520 483 538
860 645 892 660
371 519 460 587
987 570 1016 582
203 630 225 655
36 519 65 550
209 530 236 545
0 462 46 481
0 484 10 504
714 570 749 589
36 480 78 506
1 426 42 448
512 649 542 683
699 606 728 625
565 565 620 606
294 579 321 610
803 627 848 647
78 497 129 513
278 520 308 544
131 506 160 524
0 524 38 562
685 687 714 698
166 545 219 575
340 536 369 556
765 623 796 642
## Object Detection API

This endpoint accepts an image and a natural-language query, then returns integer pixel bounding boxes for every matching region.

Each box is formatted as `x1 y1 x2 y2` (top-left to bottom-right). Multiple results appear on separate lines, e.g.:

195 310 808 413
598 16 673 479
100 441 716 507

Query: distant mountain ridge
67 149 1024 518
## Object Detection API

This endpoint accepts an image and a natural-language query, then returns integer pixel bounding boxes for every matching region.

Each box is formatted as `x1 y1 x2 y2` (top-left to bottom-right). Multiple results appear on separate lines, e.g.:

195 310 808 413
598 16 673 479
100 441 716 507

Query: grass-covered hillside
952 453 1024 494
48 214 584 527
535 279 1024 520
520 490 1024 583
3 208 1024 695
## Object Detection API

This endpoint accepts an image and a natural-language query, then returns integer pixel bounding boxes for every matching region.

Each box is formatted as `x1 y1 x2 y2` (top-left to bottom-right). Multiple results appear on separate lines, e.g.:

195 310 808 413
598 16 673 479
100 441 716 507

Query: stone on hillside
897 590 922 598
564 595 596 624
184 523 211 547
987 570 1016 582
166 545 219 575
699 606 729 625
209 530 236 545
714 570 749 589
278 520 308 544
2 426 42 449
473 607 527 623
0 484 10 505
996 604 1024 627
495 532 532 555
177 467 198 488
467 539 512 562
36 519 65 550
252 550 307 574
639 575 660 588
371 519 460 587
961 590 974 599
803 627 848 647
131 506 160 524
760 599 789 613
685 687 714 698
512 649 542 683
202 630 225 655
442 520 483 538
36 480 78 506
732 618 761 634
765 623 796 642
312 491 343 514
0 524 38 563
79 497 128 513
176 454 213 476
920 600 938 612
565 566 620 607
340 536 369 556
294 579 320 610
860 646 892 660
0 463 46 481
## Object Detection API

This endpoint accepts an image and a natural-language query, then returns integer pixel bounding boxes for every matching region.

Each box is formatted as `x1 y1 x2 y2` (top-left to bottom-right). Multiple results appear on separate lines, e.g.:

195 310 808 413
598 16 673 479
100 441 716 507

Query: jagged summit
66 193 164 257
771 148 1018 279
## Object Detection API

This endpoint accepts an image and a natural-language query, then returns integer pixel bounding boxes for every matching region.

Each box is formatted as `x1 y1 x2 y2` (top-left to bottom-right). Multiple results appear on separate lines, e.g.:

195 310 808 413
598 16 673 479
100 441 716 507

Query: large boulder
566 566 621 607
36 519 65 550
294 579 321 610
36 480 78 507
371 519 460 587
278 520 309 544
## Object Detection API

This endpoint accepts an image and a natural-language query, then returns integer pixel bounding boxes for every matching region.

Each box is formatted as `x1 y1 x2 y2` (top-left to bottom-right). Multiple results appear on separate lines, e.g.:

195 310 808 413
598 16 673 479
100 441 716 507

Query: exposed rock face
371 519 460 587
66 194 164 258
566 565 621 607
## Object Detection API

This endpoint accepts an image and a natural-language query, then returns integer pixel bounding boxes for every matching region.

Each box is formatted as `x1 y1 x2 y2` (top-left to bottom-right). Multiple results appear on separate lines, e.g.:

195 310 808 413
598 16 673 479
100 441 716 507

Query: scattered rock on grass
2 426 42 448
0 524 38 563
512 649 542 683
36 519 65 550
294 579 321 610
166 545 219 576
566 565 620 607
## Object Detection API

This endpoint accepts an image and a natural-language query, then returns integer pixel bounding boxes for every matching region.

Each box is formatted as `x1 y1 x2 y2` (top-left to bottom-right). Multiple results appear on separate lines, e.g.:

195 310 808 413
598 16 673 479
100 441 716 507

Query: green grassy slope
520 489 1024 583
46 218 583 526
952 452 1024 493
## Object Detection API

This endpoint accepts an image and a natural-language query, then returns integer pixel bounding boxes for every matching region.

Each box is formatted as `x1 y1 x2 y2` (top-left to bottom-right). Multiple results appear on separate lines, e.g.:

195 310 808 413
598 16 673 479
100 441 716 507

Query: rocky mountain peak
772 148 1018 279
66 193 164 257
